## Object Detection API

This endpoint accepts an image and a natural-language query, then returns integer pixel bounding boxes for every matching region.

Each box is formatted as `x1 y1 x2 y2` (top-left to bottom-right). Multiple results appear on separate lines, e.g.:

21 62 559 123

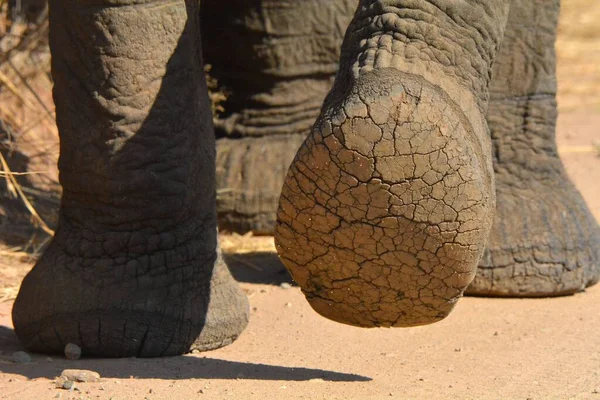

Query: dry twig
0 151 54 235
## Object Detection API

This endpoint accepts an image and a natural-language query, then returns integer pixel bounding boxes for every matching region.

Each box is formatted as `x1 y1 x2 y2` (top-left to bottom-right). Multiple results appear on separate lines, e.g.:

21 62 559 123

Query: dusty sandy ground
0 282 599 400
1 2 600 399
0 111 599 400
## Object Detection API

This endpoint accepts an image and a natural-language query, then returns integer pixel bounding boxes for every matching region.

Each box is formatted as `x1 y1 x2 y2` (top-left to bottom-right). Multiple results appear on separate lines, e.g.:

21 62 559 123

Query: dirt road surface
1 1 600 398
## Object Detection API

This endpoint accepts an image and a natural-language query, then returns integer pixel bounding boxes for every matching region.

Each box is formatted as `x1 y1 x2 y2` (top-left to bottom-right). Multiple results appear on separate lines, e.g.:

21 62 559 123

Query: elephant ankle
12 227 249 357
52 215 219 276
340 0 511 107
467 180 600 297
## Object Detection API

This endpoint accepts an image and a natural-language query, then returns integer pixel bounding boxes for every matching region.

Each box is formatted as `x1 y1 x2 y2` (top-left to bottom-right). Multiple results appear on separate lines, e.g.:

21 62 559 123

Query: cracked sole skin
275 68 495 328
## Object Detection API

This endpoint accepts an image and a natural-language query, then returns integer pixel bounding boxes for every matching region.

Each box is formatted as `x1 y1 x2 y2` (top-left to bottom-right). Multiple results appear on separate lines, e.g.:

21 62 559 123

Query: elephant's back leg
466 0 600 297
201 0 357 234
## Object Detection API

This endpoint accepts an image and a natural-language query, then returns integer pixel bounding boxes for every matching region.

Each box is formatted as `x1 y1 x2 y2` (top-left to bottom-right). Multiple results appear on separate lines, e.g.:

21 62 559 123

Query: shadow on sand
224 251 293 286
0 326 371 382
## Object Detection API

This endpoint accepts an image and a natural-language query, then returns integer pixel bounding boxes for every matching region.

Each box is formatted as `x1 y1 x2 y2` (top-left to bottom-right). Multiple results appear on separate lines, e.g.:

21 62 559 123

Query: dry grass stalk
0 243 35 303
0 169 46 176
0 69 38 111
557 146 598 154
0 286 18 302
0 4 58 247
204 64 228 117
0 151 54 235
220 233 276 254
6 59 54 119
0 148 16 197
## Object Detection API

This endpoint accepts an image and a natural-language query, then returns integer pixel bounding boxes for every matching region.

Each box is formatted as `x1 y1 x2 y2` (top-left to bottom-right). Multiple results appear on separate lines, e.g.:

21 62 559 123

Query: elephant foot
12 227 249 357
465 0 600 297
275 68 495 327
467 178 600 297
216 133 306 235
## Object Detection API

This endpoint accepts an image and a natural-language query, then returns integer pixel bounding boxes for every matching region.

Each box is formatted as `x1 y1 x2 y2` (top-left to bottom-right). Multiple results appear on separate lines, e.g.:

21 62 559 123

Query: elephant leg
467 0 600 297
12 0 248 357
201 0 356 234
276 0 512 327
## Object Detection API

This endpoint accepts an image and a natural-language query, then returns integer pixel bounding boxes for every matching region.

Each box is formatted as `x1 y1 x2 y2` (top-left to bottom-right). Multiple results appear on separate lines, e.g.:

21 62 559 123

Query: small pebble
64 343 82 360
60 369 101 383
285 302 292 308
12 351 32 364
61 380 74 390
280 282 292 289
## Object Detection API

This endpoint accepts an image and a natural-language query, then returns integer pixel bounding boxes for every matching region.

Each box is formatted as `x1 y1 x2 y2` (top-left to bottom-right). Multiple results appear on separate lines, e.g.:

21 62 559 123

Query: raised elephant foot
467 178 600 297
275 68 496 327
12 229 249 357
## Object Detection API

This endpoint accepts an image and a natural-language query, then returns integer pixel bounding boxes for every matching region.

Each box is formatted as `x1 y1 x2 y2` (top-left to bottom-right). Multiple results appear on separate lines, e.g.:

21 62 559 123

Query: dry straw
0 2 56 247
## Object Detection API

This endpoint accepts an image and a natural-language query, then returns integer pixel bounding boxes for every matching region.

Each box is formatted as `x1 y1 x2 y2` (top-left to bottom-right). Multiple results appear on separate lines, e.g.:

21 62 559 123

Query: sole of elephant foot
467 179 600 297
275 69 495 328
216 133 307 235
12 243 249 357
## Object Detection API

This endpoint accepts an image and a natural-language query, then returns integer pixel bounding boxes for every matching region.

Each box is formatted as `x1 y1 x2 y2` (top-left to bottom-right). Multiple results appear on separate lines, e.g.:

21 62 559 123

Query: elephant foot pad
276 69 495 328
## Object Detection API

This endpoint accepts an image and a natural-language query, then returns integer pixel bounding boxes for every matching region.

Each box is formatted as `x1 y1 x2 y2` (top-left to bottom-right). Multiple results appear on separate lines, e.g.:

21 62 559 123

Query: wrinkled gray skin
467 1 600 296
12 0 599 357
204 0 358 233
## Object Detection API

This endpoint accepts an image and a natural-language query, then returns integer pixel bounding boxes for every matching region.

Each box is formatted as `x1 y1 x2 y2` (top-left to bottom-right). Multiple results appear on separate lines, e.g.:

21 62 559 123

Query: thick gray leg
12 0 248 357
468 0 600 296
